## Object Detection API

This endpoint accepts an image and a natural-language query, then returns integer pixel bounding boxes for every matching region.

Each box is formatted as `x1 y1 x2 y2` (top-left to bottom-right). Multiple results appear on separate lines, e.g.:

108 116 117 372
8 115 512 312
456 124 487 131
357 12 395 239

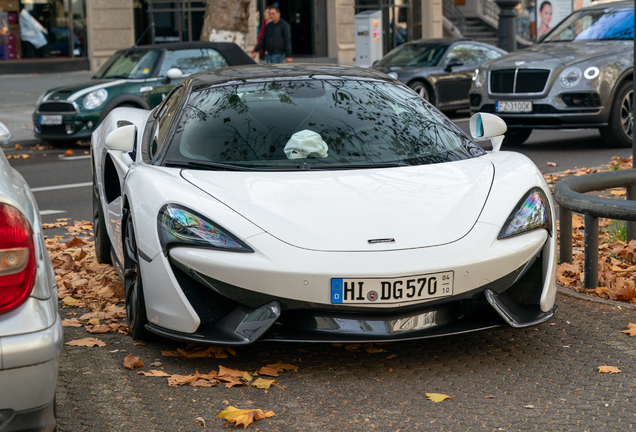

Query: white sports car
91 64 557 344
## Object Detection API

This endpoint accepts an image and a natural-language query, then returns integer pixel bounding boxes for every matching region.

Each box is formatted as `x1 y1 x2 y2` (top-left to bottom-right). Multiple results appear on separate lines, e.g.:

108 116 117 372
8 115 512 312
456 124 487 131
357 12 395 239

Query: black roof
186 64 392 90
123 41 255 66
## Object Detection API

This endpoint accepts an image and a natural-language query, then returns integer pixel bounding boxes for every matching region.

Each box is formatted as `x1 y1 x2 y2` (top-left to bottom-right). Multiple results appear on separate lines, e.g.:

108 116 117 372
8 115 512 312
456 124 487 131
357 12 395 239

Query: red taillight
0 203 36 314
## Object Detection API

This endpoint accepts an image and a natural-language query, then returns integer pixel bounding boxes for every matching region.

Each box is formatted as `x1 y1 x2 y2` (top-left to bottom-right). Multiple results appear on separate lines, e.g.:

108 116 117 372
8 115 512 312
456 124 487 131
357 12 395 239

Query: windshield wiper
164 160 253 171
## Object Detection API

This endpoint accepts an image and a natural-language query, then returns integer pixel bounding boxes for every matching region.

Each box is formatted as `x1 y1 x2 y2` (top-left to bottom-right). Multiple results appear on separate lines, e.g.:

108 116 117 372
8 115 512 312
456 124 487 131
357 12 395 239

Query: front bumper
141 222 557 344
32 110 99 141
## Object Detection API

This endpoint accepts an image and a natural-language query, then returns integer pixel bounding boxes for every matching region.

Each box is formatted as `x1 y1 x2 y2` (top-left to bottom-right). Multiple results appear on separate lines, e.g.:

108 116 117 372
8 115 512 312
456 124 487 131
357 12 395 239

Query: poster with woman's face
536 0 573 40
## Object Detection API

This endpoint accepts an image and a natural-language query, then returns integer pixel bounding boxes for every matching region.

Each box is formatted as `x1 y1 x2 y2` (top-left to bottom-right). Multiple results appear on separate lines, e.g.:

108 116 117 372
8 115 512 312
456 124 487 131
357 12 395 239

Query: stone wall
86 0 135 71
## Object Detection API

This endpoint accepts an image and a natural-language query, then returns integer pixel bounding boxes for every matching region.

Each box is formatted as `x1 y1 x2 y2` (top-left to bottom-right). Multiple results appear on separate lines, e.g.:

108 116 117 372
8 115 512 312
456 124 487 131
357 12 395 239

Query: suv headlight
472 68 486 88
559 67 582 88
498 188 552 240
157 204 253 253
83 89 108 110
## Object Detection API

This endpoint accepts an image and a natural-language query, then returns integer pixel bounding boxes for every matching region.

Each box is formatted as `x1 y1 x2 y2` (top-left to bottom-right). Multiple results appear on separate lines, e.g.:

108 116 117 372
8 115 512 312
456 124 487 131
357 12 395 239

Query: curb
557 285 636 310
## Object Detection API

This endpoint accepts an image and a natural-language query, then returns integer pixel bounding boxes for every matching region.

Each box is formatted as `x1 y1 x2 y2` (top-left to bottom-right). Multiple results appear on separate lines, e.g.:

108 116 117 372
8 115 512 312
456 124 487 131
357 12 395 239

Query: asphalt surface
2 72 636 431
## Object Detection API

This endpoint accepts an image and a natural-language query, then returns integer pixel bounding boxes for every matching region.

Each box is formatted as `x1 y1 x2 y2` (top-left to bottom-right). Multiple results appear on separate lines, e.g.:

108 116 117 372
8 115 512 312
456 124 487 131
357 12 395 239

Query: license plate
495 101 532 113
39 115 63 125
331 271 454 304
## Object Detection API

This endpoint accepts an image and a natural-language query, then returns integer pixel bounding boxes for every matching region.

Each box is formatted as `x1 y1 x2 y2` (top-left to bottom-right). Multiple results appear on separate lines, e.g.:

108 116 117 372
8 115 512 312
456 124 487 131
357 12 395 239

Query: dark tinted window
94 50 161 79
150 87 185 162
543 7 634 41
375 43 448 67
158 49 228 77
163 79 484 170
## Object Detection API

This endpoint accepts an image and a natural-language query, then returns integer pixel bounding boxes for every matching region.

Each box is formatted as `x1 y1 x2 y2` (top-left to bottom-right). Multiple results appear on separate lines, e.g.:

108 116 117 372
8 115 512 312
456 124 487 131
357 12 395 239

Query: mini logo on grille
368 238 395 244
515 61 526 66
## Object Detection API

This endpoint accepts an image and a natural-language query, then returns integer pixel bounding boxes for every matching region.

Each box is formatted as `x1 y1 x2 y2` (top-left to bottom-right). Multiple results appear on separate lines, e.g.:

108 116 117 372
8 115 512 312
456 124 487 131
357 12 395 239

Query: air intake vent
38 102 77 113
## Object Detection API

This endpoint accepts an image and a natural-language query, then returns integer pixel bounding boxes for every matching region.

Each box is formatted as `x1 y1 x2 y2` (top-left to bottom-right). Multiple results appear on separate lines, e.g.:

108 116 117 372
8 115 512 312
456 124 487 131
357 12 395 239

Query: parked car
0 122 62 431
92 64 557 344
469 1 634 147
373 38 506 112
33 41 255 146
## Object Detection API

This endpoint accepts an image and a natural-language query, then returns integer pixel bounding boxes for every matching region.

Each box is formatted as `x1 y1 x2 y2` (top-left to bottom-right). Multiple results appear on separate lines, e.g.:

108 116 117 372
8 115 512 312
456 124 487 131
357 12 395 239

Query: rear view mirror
469 113 507 152
445 58 464 72
105 125 136 153
0 123 10 147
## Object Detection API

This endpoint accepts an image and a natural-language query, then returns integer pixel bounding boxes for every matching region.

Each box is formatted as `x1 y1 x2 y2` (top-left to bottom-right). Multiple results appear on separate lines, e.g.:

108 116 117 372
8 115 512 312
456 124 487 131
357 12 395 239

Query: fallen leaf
123 354 144 370
66 338 105 347
61 296 81 307
14 144 22 150
64 149 73 156
61 318 82 327
86 324 115 334
138 370 171 377
251 378 275 389
257 366 279 377
619 323 636 336
598 366 621 374
547 162 557 166
218 366 245 378
425 393 453 403
64 236 86 249
195 417 205 426
218 406 275 429
266 362 299 372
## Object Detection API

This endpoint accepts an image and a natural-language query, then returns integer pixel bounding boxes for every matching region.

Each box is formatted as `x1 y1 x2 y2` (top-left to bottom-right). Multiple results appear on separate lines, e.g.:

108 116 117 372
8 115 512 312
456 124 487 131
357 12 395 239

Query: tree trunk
200 0 251 49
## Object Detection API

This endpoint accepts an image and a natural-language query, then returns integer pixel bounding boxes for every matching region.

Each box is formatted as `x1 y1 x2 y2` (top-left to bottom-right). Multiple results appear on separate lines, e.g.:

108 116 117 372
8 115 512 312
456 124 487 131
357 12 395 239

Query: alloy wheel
620 88 633 139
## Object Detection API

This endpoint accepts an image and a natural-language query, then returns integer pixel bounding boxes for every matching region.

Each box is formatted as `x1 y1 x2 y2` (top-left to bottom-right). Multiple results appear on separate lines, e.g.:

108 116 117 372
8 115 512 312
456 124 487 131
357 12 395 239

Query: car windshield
158 48 228 77
93 50 161 79
162 79 484 170
542 7 634 42
374 43 448 67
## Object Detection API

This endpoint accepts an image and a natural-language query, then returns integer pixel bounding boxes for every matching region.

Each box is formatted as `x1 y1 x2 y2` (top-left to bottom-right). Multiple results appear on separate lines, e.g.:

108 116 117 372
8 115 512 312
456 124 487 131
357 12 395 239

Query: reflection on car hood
488 41 631 70
181 158 494 252
43 79 124 102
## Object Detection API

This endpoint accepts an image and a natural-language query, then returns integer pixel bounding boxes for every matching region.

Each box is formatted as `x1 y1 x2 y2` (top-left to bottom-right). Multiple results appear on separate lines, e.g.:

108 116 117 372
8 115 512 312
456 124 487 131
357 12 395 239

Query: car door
435 43 496 108
143 48 229 108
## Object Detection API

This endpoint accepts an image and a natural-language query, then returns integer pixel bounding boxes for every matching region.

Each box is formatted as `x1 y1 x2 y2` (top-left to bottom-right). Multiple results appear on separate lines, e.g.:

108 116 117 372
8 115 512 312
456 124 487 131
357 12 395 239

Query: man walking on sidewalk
251 6 292 64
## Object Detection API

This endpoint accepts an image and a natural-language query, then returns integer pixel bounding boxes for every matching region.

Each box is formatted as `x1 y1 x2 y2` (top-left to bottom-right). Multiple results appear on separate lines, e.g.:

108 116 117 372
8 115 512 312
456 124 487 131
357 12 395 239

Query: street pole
495 0 520 52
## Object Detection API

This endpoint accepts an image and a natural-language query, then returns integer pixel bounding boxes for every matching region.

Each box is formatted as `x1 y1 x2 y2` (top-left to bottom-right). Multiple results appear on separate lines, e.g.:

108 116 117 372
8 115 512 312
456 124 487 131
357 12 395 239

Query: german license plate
39 115 63 125
495 101 532 113
330 271 453 304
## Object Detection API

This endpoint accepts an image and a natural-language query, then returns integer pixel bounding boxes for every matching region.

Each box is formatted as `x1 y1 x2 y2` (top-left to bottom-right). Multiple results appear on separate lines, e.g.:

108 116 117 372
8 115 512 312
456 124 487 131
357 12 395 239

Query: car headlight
498 188 552 240
83 89 108 109
157 204 253 253
387 72 399 80
559 67 582 88
584 66 600 80
472 68 486 88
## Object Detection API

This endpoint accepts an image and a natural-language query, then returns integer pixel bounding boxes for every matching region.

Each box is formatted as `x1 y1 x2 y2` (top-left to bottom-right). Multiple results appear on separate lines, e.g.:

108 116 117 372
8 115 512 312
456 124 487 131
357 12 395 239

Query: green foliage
605 220 627 243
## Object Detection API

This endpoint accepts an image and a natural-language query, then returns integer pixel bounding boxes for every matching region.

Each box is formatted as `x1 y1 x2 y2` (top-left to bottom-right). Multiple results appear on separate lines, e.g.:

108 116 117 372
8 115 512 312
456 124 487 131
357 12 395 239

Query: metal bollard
584 214 599 289
627 185 636 242
559 206 572 263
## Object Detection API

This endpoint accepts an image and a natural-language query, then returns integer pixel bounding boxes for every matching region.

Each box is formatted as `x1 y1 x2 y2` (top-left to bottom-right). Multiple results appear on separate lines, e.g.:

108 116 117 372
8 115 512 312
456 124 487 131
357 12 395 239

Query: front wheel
502 128 532 147
600 80 633 148
123 210 151 340
408 80 431 103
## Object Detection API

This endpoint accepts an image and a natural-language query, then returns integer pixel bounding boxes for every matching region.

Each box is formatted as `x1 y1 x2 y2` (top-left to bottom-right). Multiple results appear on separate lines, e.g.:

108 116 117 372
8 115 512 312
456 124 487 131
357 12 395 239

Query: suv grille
490 69 550 94
38 102 77 113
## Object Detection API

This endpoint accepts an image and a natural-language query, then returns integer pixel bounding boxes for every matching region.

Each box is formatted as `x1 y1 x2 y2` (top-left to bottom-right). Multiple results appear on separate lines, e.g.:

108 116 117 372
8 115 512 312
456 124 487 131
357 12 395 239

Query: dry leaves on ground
598 366 622 374
66 337 106 347
425 393 453 403
161 344 236 359
619 323 636 336
123 354 144 370
218 406 275 429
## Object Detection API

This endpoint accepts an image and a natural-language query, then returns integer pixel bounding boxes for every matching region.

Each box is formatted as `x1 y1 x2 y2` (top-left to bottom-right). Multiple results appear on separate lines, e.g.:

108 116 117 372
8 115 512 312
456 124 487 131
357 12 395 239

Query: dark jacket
254 19 292 57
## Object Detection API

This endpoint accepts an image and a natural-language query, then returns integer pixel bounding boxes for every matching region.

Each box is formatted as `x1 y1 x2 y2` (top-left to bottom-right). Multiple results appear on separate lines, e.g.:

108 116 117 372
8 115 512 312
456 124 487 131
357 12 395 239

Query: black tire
502 128 532 147
408 80 432 103
123 210 151 340
93 171 112 264
600 80 633 148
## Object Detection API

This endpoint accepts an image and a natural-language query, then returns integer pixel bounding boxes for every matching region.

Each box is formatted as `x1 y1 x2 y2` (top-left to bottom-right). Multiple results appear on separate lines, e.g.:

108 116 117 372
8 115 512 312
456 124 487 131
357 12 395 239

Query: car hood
181 158 494 252
43 79 126 102
488 41 630 69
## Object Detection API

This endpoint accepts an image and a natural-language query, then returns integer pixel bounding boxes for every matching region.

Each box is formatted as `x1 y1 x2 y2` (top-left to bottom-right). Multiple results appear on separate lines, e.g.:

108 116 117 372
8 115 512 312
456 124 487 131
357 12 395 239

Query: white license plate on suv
330 271 454 304
39 115 63 125
495 101 532 113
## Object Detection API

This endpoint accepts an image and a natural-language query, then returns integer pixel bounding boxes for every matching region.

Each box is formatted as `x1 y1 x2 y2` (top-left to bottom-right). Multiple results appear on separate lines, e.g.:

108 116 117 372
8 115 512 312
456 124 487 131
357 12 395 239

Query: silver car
0 123 62 431
469 1 633 147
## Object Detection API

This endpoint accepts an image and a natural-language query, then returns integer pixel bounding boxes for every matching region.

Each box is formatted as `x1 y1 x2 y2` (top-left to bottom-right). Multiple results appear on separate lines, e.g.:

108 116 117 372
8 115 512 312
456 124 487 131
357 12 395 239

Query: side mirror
469 113 507 152
163 68 183 83
105 124 136 153
0 123 10 147
445 58 464 72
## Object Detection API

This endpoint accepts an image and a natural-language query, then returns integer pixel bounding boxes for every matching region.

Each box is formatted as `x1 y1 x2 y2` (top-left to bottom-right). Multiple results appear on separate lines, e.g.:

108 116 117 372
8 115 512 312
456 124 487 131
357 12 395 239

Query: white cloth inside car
284 130 328 159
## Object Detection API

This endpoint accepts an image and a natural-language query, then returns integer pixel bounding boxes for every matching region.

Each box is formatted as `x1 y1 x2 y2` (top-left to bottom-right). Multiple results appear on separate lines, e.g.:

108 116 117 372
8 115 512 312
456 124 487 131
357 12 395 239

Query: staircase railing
443 0 466 35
